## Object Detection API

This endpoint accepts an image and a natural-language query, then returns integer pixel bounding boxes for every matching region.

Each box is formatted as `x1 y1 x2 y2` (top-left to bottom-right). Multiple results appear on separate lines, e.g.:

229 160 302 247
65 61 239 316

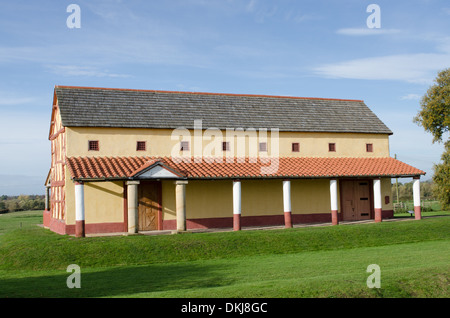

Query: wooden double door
340 180 373 221
138 181 162 231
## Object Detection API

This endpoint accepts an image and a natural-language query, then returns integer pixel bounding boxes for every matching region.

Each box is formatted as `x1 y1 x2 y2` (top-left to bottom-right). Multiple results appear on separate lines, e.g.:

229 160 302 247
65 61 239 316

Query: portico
70 156 424 237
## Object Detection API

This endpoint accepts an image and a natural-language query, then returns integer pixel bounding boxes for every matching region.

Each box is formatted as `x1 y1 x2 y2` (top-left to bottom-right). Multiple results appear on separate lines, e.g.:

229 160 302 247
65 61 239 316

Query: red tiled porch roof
66 156 425 181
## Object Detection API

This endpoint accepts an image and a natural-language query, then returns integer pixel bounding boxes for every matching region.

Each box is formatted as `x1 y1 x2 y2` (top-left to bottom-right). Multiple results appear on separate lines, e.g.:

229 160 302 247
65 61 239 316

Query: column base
331 210 339 225
75 220 85 237
128 227 138 234
414 206 422 220
284 211 292 228
375 208 382 223
233 213 241 231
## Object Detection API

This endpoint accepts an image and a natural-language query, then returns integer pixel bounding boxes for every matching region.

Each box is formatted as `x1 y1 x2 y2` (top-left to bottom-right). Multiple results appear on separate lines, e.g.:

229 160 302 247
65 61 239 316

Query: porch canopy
66 156 424 181
66 156 425 236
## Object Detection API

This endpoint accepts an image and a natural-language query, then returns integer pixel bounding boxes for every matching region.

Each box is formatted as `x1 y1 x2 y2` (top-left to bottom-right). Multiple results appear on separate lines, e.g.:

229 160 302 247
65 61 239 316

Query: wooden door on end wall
138 181 162 231
341 180 372 221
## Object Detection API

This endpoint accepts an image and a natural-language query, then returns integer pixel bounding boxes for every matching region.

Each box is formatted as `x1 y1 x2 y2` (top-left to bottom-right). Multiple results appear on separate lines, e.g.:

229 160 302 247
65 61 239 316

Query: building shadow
0 262 233 298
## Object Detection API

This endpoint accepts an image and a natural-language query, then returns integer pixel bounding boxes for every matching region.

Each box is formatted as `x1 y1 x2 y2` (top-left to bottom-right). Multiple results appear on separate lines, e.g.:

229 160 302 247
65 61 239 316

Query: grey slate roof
54 86 393 134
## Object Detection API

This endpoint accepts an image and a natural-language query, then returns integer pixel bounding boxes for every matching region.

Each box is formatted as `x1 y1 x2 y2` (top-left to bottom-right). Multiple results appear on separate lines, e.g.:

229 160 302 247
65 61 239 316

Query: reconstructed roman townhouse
44 86 425 236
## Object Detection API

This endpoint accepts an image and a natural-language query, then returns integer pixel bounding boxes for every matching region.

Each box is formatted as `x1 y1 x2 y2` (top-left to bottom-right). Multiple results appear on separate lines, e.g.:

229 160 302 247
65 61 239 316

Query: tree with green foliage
414 68 450 210
414 68 450 143
432 142 450 209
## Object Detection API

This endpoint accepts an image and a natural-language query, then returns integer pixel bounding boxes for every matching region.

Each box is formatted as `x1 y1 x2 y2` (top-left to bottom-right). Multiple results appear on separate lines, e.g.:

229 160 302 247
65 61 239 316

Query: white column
373 178 382 222
175 180 188 232
127 181 140 234
233 180 241 231
330 179 338 225
413 177 422 220
283 180 292 228
75 181 85 237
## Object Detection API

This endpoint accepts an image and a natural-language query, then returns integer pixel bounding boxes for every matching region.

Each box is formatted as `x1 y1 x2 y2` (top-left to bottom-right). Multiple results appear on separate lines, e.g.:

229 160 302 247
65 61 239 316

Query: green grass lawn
0 210 449 298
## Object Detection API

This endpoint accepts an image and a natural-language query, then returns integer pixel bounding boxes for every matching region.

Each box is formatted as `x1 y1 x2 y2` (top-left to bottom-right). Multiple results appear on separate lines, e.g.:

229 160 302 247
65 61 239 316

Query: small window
292 142 300 152
222 141 230 151
259 142 267 152
328 143 336 152
180 141 190 151
88 140 99 151
385 196 390 204
136 141 146 151
366 143 373 152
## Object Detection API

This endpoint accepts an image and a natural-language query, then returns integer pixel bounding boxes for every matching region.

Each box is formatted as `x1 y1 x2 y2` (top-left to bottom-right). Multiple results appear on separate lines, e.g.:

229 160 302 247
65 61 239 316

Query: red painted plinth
75 220 85 237
414 206 422 220
375 208 382 223
331 210 339 225
233 214 241 231
284 211 292 228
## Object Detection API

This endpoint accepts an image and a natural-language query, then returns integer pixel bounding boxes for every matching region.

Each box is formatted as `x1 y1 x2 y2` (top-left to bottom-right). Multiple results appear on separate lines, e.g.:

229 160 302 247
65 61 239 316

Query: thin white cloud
46 65 131 78
400 94 422 100
436 37 450 54
0 96 35 106
313 53 450 84
336 28 401 36
246 0 257 12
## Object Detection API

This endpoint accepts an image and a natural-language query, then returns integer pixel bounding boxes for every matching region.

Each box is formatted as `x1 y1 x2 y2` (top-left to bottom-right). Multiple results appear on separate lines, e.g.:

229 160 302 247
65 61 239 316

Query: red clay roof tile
65 156 425 181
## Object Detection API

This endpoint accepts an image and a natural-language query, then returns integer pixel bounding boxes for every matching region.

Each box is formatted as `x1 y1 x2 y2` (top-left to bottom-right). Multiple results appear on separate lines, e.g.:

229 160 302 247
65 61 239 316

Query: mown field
0 210 449 298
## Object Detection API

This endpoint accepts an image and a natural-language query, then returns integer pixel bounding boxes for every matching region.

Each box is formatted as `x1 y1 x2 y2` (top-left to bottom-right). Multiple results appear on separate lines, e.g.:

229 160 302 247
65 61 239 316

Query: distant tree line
0 195 45 213
391 179 435 202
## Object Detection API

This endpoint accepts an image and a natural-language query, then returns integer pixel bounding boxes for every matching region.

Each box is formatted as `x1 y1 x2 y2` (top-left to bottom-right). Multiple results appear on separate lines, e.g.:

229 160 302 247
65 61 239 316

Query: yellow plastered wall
161 180 233 221
241 180 283 216
291 179 334 214
64 173 124 225
161 180 176 221
65 127 390 158
279 132 390 157
84 181 124 224
381 177 393 211
161 179 332 221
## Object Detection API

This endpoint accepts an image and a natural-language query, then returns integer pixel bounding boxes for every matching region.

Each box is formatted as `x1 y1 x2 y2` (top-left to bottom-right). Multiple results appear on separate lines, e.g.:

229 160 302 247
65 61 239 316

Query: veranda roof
65 156 425 181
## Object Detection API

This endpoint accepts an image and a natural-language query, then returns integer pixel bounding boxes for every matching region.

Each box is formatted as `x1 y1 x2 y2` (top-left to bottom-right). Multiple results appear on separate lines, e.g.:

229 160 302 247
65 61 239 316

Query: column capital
126 180 140 185
74 181 84 185
174 180 188 185
413 176 420 180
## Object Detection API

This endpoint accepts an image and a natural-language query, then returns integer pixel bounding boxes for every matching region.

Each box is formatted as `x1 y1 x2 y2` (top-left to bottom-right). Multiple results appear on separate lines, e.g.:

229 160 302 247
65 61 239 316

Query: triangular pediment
132 161 183 179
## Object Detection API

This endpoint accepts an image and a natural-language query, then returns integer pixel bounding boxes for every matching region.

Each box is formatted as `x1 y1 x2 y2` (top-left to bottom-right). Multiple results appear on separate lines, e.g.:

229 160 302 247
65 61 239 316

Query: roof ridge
54 85 364 103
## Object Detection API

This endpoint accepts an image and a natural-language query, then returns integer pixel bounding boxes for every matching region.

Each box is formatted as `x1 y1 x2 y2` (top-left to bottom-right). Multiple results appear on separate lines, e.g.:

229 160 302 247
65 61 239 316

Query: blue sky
0 0 449 195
